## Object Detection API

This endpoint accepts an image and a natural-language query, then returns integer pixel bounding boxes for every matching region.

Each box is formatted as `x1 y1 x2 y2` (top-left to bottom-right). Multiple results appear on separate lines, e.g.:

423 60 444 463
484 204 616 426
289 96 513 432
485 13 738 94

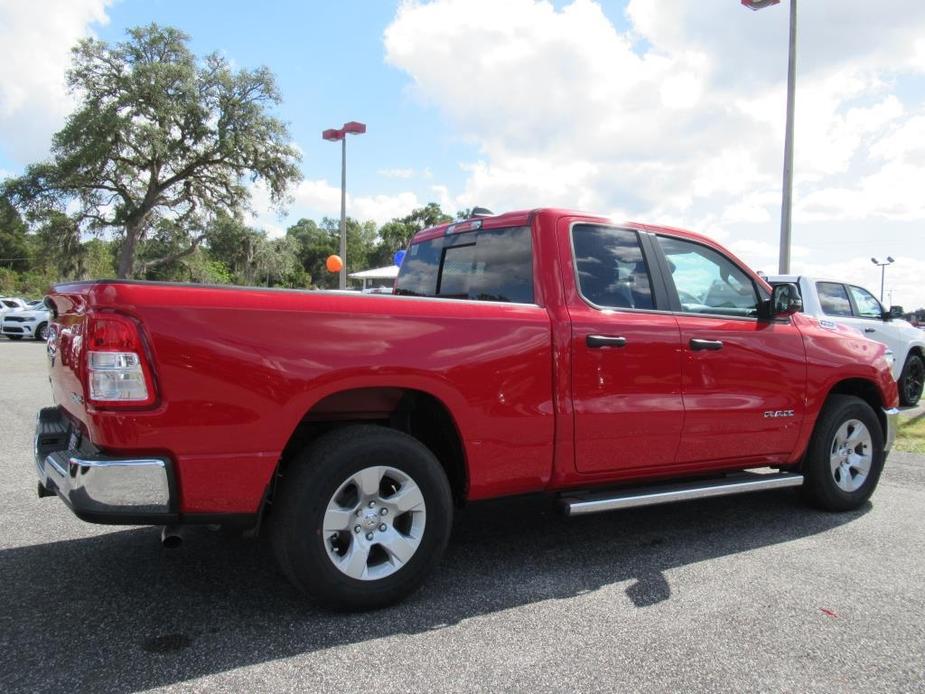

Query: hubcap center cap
361 510 380 530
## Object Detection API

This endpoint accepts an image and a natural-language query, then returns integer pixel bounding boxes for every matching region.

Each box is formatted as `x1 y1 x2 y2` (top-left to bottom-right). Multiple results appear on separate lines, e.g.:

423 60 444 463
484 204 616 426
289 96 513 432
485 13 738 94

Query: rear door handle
864 328 876 333
689 338 724 351
586 335 627 348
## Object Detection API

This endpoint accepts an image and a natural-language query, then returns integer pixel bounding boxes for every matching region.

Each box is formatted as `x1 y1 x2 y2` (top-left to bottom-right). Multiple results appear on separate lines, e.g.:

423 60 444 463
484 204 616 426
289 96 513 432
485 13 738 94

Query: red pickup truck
35 208 898 608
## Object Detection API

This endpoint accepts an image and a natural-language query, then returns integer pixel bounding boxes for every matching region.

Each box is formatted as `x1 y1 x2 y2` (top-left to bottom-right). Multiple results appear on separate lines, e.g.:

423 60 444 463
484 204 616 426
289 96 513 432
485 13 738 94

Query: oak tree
3 23 301 278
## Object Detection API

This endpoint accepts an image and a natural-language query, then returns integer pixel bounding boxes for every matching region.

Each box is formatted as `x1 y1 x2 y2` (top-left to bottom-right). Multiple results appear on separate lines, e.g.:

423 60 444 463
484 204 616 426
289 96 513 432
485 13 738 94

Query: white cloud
249 179 425 236
377 167 416 179
0 0 111 165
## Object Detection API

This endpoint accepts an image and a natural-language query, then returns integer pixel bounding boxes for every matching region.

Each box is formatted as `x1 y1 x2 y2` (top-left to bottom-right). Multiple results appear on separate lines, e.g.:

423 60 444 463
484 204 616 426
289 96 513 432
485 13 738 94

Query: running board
561 471 803 517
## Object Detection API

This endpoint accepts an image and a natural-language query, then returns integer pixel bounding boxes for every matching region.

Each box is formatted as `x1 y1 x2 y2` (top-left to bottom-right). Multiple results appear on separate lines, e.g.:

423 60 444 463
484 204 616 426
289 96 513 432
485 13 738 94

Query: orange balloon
326 254 343 273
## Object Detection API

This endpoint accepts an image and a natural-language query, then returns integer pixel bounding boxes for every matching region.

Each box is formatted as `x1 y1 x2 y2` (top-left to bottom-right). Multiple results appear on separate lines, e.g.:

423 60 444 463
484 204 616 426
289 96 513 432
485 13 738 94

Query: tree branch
138 232 207 272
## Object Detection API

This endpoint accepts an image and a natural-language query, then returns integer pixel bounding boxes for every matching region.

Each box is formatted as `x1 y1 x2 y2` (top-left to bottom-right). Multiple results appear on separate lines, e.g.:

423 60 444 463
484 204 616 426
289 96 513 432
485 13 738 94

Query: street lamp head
887 256 895 264
322 128 344 142
341 121 367 135
741 0 780 10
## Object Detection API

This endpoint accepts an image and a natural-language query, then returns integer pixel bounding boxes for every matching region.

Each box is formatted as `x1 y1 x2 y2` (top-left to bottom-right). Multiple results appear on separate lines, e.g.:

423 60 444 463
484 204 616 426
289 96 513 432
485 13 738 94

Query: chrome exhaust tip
160 525 184 549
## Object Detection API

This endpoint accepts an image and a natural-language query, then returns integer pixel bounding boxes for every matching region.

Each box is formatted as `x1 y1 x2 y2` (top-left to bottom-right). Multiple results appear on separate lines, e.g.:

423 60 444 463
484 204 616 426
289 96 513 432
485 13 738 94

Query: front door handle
689 338 724 351
864 328 876 333
587 335 627 348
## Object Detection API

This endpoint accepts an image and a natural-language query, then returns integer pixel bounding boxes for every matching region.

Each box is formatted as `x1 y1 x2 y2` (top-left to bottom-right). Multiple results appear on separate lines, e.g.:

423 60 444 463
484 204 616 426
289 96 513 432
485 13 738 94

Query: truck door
653 234 806 464
562 221 684 474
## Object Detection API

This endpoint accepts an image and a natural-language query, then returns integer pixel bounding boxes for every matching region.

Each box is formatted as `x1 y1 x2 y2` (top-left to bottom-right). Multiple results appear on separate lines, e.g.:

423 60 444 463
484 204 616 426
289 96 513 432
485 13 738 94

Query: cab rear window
395 226 534 304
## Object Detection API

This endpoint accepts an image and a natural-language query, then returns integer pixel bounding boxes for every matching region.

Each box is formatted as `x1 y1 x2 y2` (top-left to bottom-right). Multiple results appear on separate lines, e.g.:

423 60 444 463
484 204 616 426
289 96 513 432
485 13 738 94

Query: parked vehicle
1 303 51 341
34 209 898 609
0 297 28 331
767 276 925 406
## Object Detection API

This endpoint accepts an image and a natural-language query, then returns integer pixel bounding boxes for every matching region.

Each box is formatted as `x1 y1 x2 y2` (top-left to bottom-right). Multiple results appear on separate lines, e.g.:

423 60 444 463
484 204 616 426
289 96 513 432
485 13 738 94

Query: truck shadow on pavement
0 490 866 692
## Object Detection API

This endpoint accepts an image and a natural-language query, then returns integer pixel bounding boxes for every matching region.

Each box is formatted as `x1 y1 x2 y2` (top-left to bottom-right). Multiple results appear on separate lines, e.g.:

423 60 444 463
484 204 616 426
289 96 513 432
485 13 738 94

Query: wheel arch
273 386 469 511
825 378 887 439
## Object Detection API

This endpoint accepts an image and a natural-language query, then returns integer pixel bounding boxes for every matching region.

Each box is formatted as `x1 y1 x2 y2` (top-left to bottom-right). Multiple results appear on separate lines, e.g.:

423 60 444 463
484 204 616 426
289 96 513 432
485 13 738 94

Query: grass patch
895 414 925 454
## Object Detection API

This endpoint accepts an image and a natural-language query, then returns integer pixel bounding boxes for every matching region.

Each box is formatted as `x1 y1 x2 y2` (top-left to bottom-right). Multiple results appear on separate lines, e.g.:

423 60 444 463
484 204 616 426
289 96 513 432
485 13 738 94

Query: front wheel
270 425 453 609
899 353 924 406
35 323 48 341
801 395 885 511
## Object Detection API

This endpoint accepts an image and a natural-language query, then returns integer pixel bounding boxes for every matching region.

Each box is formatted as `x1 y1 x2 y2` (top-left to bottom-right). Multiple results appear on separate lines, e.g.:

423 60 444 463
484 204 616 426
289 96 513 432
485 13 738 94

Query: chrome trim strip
563 472 804 516
883 407 899 453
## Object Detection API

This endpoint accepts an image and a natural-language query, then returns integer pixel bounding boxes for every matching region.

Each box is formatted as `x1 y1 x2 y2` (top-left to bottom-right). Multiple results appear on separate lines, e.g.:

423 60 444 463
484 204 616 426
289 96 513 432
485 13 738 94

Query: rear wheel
801 395 885 511
899 353 924 406
270 425 453 609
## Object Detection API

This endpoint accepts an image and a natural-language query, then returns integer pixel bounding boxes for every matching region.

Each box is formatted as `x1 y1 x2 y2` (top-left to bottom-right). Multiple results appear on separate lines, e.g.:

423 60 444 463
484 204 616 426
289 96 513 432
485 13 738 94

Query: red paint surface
44 208 898 516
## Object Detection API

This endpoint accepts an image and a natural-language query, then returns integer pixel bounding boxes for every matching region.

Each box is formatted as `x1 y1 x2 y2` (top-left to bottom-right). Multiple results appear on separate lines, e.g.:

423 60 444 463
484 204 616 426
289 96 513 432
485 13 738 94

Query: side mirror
765 283 803 319
887 305 904 320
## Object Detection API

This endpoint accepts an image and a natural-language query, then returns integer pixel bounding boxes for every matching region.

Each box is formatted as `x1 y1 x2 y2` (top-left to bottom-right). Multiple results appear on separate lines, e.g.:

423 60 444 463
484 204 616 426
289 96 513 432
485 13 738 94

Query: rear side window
571 225 654 310
395 226 534 303
816 282 852 316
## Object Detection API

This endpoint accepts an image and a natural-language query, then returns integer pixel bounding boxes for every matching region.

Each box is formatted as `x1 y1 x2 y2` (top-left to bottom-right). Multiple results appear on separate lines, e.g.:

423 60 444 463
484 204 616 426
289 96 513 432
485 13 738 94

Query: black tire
270 425 453 610
34 323 48 341
801 395 885 511
6 335 22 341
899 353 924 406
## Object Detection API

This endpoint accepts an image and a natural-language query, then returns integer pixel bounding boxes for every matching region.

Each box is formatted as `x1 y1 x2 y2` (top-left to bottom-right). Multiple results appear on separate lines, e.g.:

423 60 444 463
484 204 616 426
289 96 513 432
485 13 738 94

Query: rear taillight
85 313 157 408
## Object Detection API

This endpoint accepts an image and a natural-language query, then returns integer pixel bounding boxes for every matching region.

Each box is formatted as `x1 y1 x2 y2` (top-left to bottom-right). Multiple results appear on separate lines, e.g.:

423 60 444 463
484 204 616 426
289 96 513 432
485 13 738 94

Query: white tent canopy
348 264 399 290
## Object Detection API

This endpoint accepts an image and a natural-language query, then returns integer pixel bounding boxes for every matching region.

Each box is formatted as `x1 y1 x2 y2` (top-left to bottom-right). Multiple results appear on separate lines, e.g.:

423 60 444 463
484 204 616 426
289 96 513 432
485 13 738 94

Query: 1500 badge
763 410 795 418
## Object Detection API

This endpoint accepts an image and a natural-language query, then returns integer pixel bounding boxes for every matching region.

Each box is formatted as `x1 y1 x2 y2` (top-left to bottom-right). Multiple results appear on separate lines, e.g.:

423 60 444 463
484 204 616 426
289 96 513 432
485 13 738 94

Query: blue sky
1 0 924 306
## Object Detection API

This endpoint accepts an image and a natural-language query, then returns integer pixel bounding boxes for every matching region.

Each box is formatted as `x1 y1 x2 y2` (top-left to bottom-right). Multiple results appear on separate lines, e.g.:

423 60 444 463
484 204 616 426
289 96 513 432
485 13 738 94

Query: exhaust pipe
160 525 184 549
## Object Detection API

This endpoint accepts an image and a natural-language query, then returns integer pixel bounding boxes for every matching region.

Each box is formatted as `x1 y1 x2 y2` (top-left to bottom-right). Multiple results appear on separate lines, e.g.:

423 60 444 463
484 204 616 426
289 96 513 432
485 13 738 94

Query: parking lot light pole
322 121 367 289
742 0 796 274
871 257 895 303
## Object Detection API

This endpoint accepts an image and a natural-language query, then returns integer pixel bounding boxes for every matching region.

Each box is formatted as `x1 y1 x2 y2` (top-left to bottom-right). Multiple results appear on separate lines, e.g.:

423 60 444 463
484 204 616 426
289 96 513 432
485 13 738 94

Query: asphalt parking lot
1 340 924 693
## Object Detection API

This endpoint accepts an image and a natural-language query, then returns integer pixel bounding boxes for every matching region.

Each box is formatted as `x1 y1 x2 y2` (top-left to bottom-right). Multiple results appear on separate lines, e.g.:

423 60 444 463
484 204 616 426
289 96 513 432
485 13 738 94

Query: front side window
848 285 883 319
657 236 759 317
394 226 534 303
816 282 852 317
571 225 654 310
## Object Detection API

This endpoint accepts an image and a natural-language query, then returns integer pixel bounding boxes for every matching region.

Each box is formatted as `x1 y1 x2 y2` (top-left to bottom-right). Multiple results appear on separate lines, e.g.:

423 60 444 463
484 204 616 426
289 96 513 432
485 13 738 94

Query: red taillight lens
85 313 157 408
88 315 140 351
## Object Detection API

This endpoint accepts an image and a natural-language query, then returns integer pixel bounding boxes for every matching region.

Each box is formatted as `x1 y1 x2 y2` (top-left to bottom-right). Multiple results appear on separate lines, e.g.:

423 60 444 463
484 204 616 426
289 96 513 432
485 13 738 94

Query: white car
769 275 925 406
0 297 27 324
1 302 51 341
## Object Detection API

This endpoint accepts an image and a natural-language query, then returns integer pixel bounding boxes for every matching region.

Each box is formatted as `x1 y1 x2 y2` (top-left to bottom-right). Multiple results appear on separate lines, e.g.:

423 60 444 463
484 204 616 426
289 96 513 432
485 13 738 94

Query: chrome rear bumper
34 407 175 524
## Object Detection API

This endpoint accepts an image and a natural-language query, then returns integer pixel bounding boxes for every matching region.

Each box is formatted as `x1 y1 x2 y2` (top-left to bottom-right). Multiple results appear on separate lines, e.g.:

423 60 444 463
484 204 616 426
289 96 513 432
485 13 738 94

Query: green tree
2 23 301 279
29 211 84 279
287 218 336 288
204 214 263 280
82 238 116 279
0 197 30 272
251 235 300 287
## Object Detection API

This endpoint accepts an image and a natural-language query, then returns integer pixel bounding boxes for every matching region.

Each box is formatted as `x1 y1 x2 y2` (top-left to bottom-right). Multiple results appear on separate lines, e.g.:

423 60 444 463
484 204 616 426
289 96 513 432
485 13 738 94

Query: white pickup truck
768 275 924 406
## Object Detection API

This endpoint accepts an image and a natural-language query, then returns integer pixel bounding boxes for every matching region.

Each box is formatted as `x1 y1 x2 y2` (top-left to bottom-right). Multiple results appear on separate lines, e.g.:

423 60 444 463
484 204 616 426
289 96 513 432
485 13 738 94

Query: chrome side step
561 471 803 517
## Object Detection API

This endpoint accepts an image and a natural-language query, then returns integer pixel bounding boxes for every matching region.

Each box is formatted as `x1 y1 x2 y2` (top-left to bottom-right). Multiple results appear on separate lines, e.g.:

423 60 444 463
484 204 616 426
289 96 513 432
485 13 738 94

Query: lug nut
354 525 361 533
380 508 388 516
366 532 374 541
368 501 376 508
379 523 387 532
